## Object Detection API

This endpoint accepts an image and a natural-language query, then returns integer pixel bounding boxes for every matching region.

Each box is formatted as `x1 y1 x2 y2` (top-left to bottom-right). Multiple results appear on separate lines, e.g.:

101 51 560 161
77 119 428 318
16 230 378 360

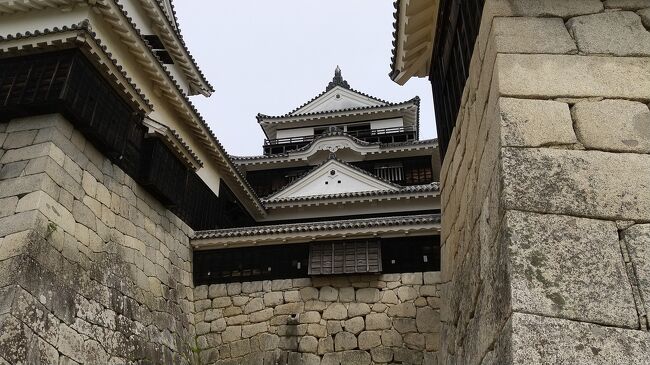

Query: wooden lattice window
308 240 382 275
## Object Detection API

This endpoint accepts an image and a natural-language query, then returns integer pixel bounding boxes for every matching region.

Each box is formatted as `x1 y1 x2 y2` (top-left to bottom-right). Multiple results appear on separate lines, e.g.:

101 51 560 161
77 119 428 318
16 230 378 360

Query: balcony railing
263 126 417 155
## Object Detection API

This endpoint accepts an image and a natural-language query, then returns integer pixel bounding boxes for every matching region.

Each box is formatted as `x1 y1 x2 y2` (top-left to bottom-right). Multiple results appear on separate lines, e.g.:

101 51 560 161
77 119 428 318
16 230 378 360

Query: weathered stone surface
401 273 423 285
370 347 393 363
387 303 416 318
334 331 357 351
226 283 242 296
307 323 328 338
242 323 268 338
230 339 251 357
298 336 318 353
318 336 334 355
339 287 355 302
347 303 371 317
358 331 381 350
263 292 283 307
249 308 274 323
341 350 371 365
393 318 418 334
605 0 650 9
300 311 321 324
502 147 650 221
284 290 301 303
499 98 577 147
342 316 365 335
222 326 242 343
0 196 18 219
300 287 319 301
356 288 380 303
243 298 264 314
572 99 650 153
639 7 650 28
493 17 577 54
567 11 650 56
322 303 347 320
397 286 418 302
242 281 262 294
510 312 650 364
381 330 403 347
416 307 440 333
319 286 338 302
506 211 637 328
275 302 304 315
623 224 650 318
366 313 391 330
496 54 650 100
509 0 604 17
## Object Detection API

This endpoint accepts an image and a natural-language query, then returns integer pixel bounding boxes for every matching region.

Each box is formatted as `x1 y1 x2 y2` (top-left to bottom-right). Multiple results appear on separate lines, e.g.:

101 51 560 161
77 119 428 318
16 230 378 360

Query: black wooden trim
430 0 485 160
193 235 439 285
0 49 253 230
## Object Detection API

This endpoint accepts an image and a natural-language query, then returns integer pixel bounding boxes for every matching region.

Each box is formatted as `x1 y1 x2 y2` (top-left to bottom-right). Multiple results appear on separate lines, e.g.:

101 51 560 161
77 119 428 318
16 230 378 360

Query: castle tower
191 67 443 364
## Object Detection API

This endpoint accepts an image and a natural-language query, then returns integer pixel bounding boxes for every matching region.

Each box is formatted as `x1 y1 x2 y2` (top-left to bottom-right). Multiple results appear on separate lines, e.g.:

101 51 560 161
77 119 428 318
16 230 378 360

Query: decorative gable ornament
290 67 388 116
268 158 399 200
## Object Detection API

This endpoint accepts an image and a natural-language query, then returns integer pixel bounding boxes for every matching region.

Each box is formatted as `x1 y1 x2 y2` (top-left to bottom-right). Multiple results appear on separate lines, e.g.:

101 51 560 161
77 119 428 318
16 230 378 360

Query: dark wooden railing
0 49 253 230
430 0 485 160
263 126 417 155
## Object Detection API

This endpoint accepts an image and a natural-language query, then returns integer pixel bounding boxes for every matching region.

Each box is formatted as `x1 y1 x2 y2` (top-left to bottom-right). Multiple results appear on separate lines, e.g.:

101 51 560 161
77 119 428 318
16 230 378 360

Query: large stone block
334 331 357 351
509 312 650 364
604 0 650 9
623 224 650 318
505 211 638 328
496 54 650 100
499 98 577 148
492 17 577 54
508 0 604 17
567 11 650 56
502 147 650 221
572 99 650 153
640 8 650 28
16 191 75 234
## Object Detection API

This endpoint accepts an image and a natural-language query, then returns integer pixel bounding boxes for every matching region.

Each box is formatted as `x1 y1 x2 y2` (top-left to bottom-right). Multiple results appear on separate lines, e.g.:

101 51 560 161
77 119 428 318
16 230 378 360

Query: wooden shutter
308 240 382 275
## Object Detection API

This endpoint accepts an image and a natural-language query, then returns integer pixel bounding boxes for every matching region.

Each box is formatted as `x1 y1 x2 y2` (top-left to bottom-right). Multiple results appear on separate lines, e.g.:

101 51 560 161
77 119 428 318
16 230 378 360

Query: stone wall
0 115 196 364
194 272 442 365
440 1 650 364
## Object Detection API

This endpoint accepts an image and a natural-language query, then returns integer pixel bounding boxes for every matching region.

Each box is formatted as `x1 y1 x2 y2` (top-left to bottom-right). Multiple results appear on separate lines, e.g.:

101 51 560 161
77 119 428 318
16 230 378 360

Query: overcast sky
174 1 435 156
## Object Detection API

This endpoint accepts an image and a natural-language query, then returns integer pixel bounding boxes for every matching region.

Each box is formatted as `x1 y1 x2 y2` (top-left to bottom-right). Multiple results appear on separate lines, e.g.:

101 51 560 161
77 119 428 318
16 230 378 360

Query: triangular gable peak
268 159 398 200
290 67 389 116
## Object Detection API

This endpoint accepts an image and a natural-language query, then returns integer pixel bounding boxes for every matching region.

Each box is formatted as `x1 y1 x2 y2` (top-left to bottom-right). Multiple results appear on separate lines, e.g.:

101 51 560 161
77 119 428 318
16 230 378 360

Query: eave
133 0 213 95
257 98 420 140
232 137 438 168
0 22 153 114
263 183 440 208
192 214 441 250
390 0 440 85
0 1 266 218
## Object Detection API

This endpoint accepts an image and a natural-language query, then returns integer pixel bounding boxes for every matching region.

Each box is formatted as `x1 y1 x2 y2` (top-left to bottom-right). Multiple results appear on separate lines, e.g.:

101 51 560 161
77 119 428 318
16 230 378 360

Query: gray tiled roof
231 135 438 161
194 213 440 239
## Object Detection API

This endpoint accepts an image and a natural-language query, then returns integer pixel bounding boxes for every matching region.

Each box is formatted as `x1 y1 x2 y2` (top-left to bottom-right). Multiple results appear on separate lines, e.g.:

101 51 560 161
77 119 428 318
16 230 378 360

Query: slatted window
308 240 382 275
374 162 404 183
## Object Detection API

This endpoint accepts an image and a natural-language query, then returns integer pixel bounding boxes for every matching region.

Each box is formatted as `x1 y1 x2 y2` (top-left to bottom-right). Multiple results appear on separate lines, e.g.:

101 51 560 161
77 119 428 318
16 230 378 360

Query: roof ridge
257 67 407 120
263 182 440 204
257 97 419 121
